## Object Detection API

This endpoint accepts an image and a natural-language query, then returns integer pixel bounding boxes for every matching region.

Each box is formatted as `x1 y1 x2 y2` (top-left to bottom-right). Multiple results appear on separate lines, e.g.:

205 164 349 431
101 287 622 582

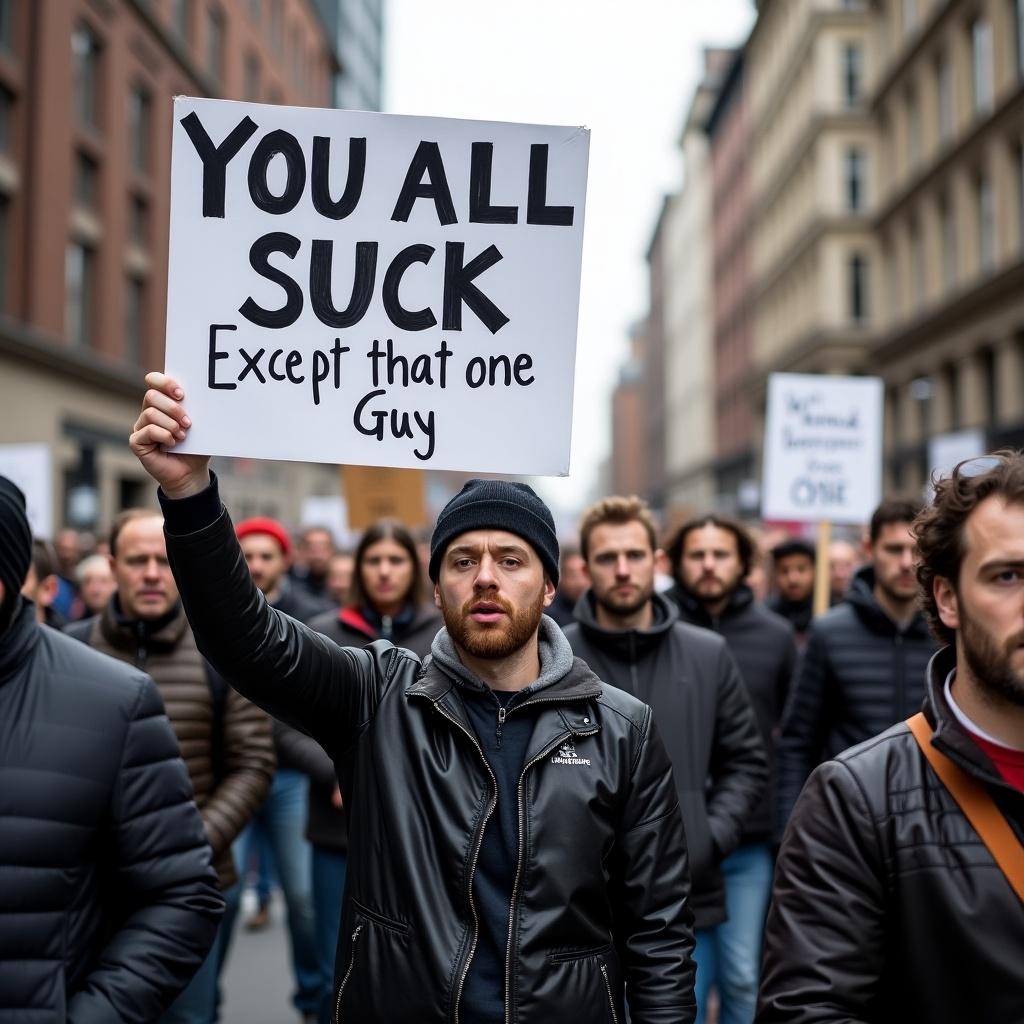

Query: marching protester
325 550 355 607
0 475 224 1021
221 517 326 1021
776 498 937 831
290 526 338 613
827 538 860 604
65 508 275 1024
766 538 815 646
563 495 766 1024
75 551 116 618
758 454 1024 1022
664 514 796 1024
129 372 698 1024
306 518 440 1022
544 542 589 626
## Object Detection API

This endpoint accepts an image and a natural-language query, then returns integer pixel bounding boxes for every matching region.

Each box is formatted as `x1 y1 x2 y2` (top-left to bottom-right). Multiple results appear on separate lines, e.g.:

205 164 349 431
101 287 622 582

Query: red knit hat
236 516 291 556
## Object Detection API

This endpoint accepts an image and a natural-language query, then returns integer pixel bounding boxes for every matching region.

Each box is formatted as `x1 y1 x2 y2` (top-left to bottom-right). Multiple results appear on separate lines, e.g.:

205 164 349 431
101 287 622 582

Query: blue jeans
694 842 774 1024
312 846 347 1024
222 770 324 1015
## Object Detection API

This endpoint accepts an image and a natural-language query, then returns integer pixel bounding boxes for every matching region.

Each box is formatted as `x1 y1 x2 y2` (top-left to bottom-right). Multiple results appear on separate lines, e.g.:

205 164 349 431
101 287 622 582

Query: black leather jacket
758 646 1024 1023
162 488 696 1024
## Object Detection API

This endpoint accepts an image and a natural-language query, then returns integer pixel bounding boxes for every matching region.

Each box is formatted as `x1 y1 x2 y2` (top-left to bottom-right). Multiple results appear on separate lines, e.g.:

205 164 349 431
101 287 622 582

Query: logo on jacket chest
551 738 591 766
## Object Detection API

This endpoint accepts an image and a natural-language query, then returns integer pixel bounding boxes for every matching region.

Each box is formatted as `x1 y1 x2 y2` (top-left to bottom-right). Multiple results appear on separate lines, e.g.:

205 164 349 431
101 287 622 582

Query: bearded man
128 372 697 1024
758 456 1024 1023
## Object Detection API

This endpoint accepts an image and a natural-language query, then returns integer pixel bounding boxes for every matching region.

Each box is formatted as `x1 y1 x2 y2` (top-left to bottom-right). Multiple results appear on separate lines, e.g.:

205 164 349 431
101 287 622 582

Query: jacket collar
846 565 930 638
0 598 39 686
667 581 754 628
571 589 677 660
99 595 188 653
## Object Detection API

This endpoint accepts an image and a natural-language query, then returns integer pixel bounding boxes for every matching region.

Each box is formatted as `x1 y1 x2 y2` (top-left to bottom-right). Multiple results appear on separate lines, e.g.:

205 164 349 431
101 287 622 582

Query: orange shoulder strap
906 712 1024 903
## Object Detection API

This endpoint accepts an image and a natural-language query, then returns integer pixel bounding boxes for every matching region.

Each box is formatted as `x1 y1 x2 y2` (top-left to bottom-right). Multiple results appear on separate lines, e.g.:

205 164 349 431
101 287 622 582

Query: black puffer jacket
162 485 696 1024
564 593 767 929
758 646 1024 1023
776 565 938 834
304 603 442 852
667 584 796 842
0 601 223 1023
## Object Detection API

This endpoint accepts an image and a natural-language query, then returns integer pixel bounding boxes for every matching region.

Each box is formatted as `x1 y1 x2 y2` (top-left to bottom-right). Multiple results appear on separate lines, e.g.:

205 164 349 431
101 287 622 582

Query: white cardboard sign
165 97 590 476
762 373 883 525
0 443 53 539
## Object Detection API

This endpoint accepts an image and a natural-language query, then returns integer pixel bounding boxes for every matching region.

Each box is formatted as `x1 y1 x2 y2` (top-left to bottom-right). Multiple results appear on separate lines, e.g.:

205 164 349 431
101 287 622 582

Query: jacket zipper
433 700 499 1024
600 963 620 1024
503 695 600 1024
333 923 363 1024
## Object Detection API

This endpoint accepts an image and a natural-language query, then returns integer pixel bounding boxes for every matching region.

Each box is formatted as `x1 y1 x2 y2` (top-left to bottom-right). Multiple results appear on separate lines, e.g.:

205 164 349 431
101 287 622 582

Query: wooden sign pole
813 520 832 617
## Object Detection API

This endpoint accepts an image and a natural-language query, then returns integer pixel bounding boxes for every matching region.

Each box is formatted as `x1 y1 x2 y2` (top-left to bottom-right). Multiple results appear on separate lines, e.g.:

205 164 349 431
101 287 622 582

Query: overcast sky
384 1 755 515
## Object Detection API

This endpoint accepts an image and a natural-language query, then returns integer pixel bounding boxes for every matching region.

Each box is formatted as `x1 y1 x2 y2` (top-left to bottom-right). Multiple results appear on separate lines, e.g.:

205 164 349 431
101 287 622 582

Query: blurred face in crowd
679 524 745 610
935 497 1024 706
111 516 178 620
21 564 58 623
301 528 334 577
775 553 815 603
871 522 919 607
55 529 80 576
558 554 588 603
585 520 657 620
79 556 115 614
240 533 288 597
829 540 859 598
435 529 553 660
361 538 415 614
327 553 355 606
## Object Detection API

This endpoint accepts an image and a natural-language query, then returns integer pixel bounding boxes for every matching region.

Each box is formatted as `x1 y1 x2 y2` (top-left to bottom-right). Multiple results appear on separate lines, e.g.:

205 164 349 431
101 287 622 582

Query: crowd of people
0 374 1021 1023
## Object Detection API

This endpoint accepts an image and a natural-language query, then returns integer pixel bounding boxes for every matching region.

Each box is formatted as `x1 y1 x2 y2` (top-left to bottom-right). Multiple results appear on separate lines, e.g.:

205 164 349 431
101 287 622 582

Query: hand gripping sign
165 98 590 476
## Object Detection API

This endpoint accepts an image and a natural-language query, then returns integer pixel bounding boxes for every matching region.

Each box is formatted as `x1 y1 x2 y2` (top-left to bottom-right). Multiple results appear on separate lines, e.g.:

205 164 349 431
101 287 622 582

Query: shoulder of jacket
669 619 728 654
594 682 651 736
37 626 152 709
822 721 918 808
807 601 861 639
748 601 797 638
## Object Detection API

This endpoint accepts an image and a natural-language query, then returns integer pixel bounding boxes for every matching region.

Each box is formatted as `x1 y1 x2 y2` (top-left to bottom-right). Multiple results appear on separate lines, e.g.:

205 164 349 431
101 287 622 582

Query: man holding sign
129 373 696 1023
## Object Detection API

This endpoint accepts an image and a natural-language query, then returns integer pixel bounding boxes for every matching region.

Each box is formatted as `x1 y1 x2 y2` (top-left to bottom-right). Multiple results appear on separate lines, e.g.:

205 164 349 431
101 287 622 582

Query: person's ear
38 573 60 609
433 581 442 610
543 575 556 607
934 576 959 632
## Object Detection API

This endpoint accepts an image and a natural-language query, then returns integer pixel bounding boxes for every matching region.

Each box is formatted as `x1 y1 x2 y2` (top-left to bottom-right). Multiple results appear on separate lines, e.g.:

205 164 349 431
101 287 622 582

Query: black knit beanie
429 479 560 585
0 475 33 632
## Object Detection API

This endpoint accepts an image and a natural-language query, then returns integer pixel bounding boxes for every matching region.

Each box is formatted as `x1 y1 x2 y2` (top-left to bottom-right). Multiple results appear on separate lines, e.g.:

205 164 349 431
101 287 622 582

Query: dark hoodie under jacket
158 476 696 1024
667 583 796 843
0 600 223 1023
758 646 1024 1024
775 564 938 836
564 592 768 929
300 602 443 852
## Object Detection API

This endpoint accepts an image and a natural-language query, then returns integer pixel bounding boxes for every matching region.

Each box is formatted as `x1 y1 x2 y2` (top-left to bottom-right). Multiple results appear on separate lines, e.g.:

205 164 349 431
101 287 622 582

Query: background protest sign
342 466 427 530
165 97 590 476
761 373 883 526
0 443 53 539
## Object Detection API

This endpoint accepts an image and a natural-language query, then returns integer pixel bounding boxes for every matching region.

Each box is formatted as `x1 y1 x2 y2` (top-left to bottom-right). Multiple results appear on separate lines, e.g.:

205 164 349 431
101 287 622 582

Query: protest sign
927 429 986 497
342 466 427 530
761 373 883 526
0 443 53 538
165 97 590 476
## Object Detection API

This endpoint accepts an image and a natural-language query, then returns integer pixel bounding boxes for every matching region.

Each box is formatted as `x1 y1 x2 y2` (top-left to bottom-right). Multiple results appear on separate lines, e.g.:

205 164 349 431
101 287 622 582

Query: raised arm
129 372 387 757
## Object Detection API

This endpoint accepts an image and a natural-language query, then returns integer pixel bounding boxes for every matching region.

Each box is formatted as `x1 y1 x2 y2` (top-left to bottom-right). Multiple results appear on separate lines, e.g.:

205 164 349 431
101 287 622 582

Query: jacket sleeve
67 677 224 1024
201 686 276 857
705 642 769 859
756 760 885 1024
776 623 831 837
161 477 388 760
275 719 337 787
610 708 697 1024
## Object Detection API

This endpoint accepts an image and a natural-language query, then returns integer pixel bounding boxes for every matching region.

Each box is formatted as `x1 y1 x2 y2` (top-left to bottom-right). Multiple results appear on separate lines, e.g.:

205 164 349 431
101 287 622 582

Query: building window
936 55 954 145
245 52 261 101
65 240 94 346
903 0 917 33
977 173 995 273
849 253 868 323
124 275 146 363
842 44 863 107
971 18 994 115
0 0 14 54
940 194 957 288
74 151 98 208
979 347 998 424
0 84 13 154
171 0 192 43
1014 0 1024 80
943 363 961 431
905 87 920 170
129 193 149 246
72 23 102 130
206 7 224 84
127 84 150 174
910 219 925 308
845 148 865 211
910 375 933 438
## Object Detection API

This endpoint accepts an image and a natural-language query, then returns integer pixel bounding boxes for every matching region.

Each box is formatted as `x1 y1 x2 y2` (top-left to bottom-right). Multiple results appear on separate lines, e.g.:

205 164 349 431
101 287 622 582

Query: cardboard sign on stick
164 97 590 476
762 373 883 526
342 466 427 530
